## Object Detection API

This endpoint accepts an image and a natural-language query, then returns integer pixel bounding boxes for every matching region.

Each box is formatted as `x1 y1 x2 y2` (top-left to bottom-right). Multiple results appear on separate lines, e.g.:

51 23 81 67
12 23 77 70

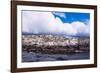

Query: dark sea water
22 51 90 62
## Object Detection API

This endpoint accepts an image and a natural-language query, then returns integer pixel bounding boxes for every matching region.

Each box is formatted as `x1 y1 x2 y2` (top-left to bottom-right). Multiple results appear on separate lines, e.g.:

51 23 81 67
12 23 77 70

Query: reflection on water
22 51 90 62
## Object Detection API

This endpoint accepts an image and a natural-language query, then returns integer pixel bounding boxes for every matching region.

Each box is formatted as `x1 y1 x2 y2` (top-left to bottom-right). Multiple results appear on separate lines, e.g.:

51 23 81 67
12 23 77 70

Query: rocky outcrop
22 34 90 54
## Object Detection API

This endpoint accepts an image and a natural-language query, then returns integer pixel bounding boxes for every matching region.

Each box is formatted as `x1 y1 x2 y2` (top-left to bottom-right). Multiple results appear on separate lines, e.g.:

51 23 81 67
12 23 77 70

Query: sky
22 10 90 36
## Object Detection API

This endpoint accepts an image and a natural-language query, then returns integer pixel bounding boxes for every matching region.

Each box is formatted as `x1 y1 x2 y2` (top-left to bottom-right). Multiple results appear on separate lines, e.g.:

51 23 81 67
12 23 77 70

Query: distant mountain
22 32 33 35
22 32 90 38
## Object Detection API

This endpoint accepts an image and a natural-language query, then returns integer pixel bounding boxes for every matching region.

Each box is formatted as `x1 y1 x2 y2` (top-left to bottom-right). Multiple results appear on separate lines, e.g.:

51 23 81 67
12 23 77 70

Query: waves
22 51 90 62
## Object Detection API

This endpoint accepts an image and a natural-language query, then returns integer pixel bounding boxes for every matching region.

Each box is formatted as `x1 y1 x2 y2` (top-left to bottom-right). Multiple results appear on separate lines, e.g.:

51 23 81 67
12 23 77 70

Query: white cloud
22 11 90 36
53 12 66 18
71 21 90 35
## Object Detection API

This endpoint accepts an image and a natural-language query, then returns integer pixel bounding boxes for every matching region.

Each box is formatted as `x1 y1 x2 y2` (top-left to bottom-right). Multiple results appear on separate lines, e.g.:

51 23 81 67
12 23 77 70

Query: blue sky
53 12 90 24
22 11 90 36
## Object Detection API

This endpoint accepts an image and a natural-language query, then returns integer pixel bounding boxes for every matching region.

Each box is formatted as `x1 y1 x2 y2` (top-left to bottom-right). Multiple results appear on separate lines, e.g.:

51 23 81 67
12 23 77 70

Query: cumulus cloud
22 11 90 36
53 12 66 18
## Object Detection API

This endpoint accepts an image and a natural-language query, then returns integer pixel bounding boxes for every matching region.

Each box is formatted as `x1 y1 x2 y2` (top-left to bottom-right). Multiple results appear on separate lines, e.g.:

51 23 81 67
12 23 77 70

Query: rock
22 34 90 54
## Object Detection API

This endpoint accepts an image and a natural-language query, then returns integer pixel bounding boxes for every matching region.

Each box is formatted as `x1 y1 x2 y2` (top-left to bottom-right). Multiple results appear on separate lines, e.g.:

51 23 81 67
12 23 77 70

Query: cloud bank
22 11 90 36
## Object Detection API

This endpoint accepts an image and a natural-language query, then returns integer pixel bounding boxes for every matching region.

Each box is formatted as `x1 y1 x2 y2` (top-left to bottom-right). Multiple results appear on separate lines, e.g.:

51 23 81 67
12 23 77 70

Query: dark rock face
22 34 90 54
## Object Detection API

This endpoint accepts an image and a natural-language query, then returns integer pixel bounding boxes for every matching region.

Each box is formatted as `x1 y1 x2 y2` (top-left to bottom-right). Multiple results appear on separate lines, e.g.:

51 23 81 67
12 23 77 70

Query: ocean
22 50 90 62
